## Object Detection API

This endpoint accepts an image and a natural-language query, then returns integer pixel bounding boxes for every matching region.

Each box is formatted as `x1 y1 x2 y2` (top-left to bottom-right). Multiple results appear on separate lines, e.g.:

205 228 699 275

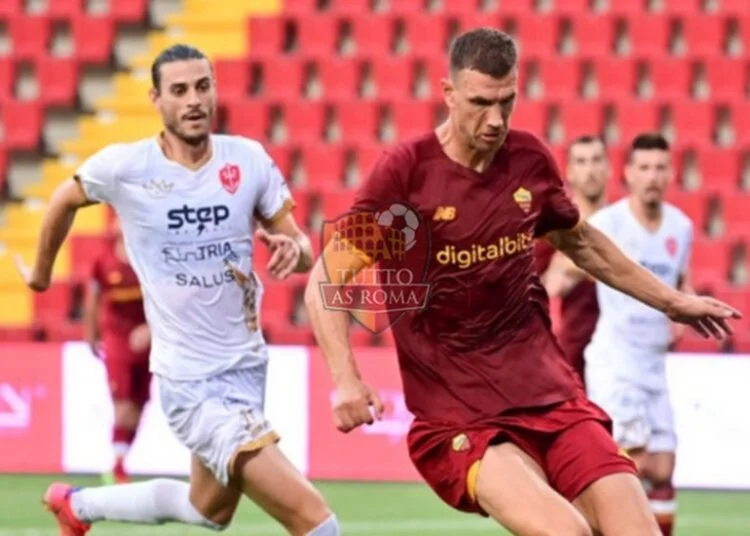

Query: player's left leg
545 419 660 536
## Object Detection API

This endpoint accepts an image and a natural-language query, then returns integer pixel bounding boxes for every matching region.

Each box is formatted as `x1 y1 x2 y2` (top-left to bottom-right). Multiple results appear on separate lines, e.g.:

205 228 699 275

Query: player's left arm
546 221 739 338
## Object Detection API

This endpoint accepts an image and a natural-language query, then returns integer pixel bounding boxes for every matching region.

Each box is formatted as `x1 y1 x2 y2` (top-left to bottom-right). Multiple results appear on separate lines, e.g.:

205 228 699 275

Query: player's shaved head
449 28 518 80
151 44 209 91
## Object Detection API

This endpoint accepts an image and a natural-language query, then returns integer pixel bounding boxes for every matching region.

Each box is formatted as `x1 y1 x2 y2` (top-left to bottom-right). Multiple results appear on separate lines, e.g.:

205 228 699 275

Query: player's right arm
17 144 120 292
15 179 95 291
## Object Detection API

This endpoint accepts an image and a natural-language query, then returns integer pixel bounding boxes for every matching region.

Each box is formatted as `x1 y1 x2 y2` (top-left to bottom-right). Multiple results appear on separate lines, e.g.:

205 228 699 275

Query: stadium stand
0 0 748 352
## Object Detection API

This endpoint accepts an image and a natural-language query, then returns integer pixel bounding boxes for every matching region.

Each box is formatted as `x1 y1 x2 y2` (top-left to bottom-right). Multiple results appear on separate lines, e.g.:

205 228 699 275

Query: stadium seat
326 0 373 14
721 0 750 14
0 0 22 17
266 144 293 178
336 100 380 143
1 100 43 150
279 0 317 15
703 57 748 100
609 100 660 146
252 57 304 100
345 14 396 57
690 147 742 195
691 238 732 289
282 100 326 143
552 100 605 145
37 57 79 107
398 13 451 56
645 57 691 100
300 144 347 190
9 15 52 61
569 14 615 56
667 100 715 146
360 56 411 100
320 190 357 220
290 14 340 57
390 100 437 141
259 281 295 325
317 57 360 100
593 57 637 100
620 14 670 56
71 15 115 64
213 59 250 101
508 14 561 57
0 59 15 103
355 143 388 177
719 194 750 241
225 100 271 141
680 14 726 57
248 17 285 56
669 191 709 234
729 101 750 144
530 58 583 100
47 0 84 19
110 0 149 23
605 0 646 14
511 101 546 136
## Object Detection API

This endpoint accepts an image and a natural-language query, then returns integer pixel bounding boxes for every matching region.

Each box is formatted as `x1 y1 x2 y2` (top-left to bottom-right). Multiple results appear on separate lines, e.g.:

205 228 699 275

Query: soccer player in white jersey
15 45 341 536
584 133 694 536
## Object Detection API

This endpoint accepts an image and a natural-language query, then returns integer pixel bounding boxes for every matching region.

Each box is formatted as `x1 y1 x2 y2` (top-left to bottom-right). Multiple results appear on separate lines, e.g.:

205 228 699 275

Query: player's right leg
473 442 592 536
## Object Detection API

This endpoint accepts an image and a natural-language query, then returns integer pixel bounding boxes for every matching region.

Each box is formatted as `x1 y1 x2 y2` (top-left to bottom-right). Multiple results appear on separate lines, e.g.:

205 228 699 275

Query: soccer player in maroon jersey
304 29 740 536
83 217 150 485
535 135 610 385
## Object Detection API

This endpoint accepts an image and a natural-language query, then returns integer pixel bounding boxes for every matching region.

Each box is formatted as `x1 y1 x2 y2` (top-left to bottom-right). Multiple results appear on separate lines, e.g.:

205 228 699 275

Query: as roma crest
513 187 532 214
219 163 241 195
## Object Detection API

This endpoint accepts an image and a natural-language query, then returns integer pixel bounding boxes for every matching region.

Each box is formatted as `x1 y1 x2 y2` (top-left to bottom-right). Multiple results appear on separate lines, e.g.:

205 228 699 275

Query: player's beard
165 120 209 147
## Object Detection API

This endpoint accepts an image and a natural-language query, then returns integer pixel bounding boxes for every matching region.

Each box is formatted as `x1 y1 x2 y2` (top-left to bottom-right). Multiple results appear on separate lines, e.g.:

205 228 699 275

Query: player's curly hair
449 28 518 80
151 44 209 91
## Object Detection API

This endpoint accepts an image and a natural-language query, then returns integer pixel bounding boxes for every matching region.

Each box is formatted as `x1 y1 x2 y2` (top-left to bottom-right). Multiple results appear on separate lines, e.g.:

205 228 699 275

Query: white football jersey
75 134 294 380
585 198 693 385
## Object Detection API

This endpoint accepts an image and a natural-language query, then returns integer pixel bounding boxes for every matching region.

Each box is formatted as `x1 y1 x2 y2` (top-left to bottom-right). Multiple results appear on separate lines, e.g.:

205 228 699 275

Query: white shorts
586 368 676 453
158 363 279 486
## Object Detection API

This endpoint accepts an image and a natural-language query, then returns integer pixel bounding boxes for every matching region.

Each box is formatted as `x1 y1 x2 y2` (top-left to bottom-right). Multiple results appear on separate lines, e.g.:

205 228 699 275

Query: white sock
112 442 130 459
307 514 340 536
69 478 225 530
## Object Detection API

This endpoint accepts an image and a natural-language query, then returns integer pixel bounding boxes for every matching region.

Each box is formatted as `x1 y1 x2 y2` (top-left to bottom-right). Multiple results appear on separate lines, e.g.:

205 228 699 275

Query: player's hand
14 254 50 292
256 228 301 280
331 376 385 433
129 323 151 353
666 293 742 339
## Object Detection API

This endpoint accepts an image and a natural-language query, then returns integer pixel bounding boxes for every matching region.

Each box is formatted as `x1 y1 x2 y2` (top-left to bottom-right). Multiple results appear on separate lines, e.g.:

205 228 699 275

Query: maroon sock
648 482 676 536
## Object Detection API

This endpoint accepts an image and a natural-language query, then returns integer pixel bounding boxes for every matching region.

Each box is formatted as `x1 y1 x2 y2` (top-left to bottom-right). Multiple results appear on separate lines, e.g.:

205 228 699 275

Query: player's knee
289 490 334 535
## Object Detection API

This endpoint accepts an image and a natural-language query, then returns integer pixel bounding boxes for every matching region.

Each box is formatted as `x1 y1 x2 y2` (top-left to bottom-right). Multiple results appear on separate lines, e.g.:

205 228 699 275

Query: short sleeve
74 144 124 203
254 150 295 224
532 149 581 237
351 149 407 213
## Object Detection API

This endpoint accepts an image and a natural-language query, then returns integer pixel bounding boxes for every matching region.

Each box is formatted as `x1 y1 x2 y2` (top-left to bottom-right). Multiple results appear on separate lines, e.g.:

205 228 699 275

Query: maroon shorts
102 331 151 407
407 392 637 515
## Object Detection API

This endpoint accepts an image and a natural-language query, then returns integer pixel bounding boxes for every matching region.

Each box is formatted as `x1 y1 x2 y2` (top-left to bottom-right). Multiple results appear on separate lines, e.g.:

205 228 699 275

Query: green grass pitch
1 475 749 535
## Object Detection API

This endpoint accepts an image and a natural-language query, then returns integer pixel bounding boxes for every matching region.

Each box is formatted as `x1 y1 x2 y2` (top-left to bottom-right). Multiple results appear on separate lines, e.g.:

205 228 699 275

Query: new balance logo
433 206 456 221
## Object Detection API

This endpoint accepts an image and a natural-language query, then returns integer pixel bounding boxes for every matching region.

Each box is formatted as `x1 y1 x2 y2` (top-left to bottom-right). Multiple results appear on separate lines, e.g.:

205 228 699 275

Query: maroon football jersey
91 246 146 335
351 131 584 423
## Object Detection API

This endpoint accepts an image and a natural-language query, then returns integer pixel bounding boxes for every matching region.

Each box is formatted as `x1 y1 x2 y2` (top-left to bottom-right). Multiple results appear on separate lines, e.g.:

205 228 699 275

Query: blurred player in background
83 216 151 485
305 29 738 536
17 44 341 535
585 134 694 536
536 135 610 384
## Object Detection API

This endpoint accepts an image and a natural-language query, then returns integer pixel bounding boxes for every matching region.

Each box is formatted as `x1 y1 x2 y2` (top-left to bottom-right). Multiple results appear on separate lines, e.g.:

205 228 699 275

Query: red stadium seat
719 194 750 240
290 14 340 57
225 100 271 140
301 144 347 191
398 13 451 56
667 100 714 146
355 143 387 178
0 59 16 103
320 190 357 220
456 11 500 33
71 15 115 64
550 0 592 14
366 56 413 100
690 147 741 195
346 14 396 56
1 100 43 150
259 282 295 324
390 100 437 141
644 57 691 100
419 55 448 98
282 0 318 15
336 100 380 143
248 17 285 56
509 14 561 57
729 100 750 144
326 0 372 14
659 0 702 13
680 14 726 57
609 100 660 146
721 0 750 15
690 237 732 289
214 59 250 101
668 191 709 234
282 100 326 143
0 0 22 17
593 57 637 100
569 14 616 56
9 15 52 61
266 145 293 178
316 57 359 100
37 57 79 107
620 14 670 56
110 0 149 23
605 0 646 14
511 101 546 138
47 0 84 18
528 58 583 100
704 57 748 100
552 100 605 145
252 57 304 100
